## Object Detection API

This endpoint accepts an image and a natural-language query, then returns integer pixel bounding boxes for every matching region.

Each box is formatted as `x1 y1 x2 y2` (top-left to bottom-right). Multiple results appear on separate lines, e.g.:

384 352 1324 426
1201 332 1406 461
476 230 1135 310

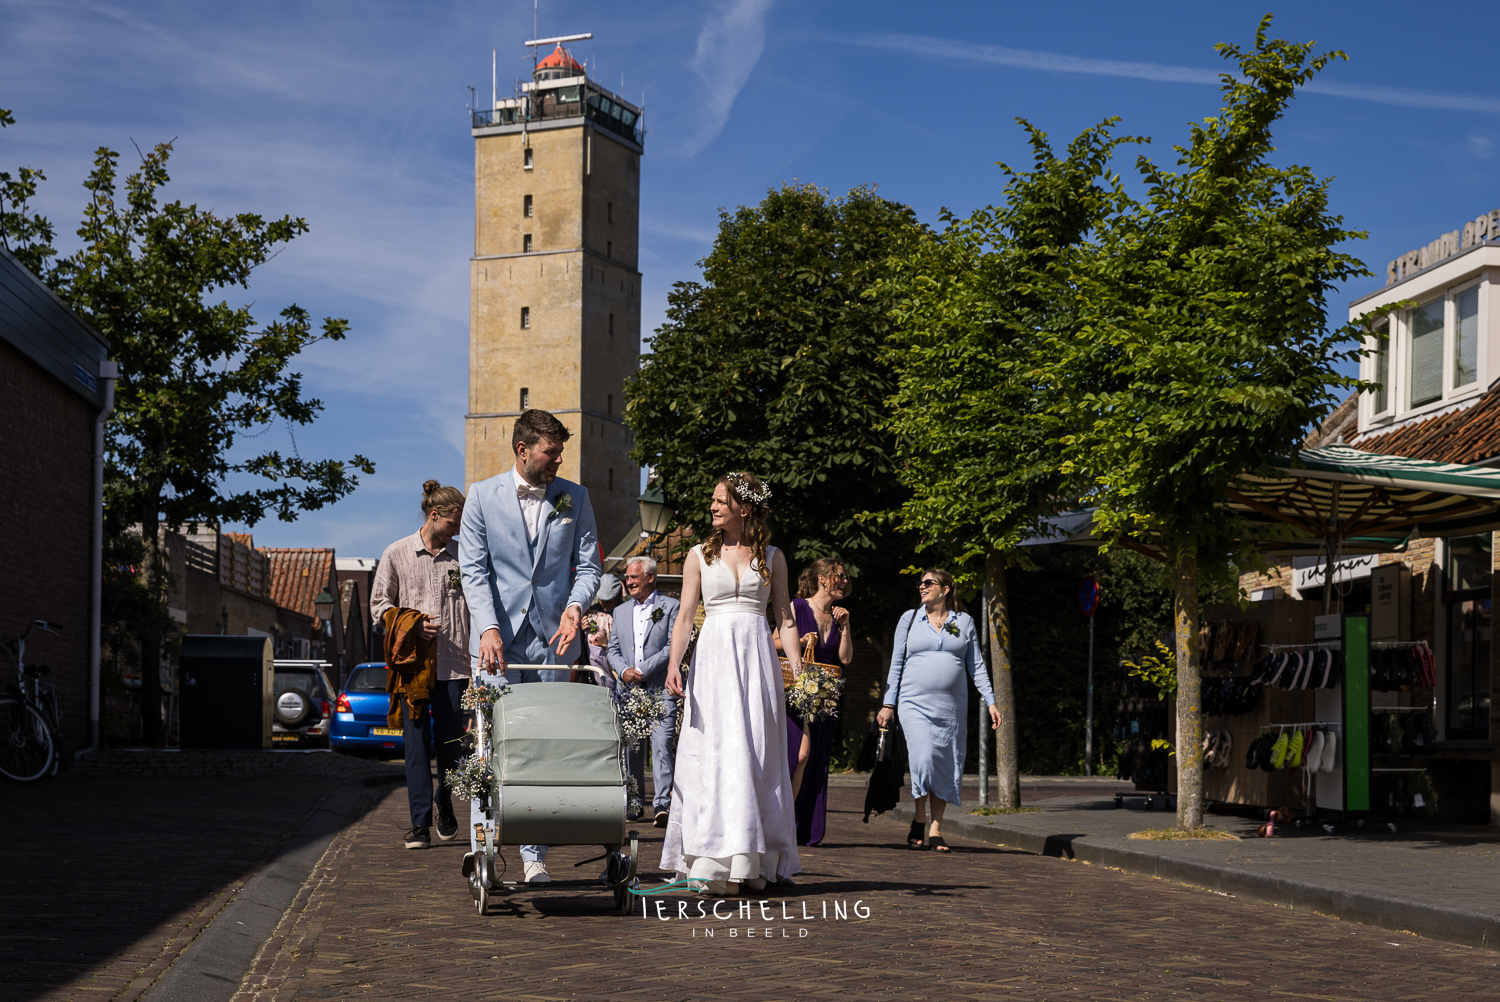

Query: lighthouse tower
466 38 644 547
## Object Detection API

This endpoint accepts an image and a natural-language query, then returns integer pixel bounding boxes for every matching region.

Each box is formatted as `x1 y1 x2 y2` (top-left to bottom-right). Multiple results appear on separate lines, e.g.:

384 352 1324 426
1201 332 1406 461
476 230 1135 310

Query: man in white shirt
370 481 472 851
606 556 680 826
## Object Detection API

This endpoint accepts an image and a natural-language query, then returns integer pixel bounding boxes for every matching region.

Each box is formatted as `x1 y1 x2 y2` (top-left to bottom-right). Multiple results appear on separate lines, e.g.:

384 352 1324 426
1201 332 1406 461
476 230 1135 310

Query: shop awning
1228 445 1500 542
1021 445 1500 559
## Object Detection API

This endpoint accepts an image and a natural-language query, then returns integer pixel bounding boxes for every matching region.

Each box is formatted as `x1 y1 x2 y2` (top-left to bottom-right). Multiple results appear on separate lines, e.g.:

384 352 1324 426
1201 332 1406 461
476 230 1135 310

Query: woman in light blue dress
876 568 1000 852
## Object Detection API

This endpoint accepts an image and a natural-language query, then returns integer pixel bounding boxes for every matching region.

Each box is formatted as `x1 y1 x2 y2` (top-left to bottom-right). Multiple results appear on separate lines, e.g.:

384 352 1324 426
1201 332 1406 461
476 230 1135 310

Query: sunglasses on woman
918 579 940 589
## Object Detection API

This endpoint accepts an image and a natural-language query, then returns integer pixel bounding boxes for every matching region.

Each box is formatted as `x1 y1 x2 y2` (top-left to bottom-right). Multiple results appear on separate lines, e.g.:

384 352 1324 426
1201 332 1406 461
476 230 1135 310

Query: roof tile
261 548 335 622
1351 385 1500 464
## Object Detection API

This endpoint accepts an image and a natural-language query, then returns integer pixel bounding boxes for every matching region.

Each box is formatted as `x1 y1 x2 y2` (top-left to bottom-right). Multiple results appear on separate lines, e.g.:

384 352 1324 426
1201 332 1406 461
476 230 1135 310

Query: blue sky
5 1 1499 557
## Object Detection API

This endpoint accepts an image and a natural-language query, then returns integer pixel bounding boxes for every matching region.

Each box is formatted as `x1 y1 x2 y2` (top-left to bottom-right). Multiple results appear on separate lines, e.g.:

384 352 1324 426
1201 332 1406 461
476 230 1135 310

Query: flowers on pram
445 754 494 811
784 661 843 722
460 683 511 713
616 684 668 744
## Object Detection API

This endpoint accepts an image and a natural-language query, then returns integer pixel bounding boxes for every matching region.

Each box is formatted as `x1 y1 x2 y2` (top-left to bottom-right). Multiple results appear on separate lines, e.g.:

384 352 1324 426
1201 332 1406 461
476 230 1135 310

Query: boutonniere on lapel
650 606 665 625
547 493 573 522
943 621 961 637
447 568 462 590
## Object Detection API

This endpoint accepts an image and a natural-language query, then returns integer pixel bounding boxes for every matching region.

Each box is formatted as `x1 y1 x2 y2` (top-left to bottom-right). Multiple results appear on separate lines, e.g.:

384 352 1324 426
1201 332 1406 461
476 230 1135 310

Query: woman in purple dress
775 558 853 845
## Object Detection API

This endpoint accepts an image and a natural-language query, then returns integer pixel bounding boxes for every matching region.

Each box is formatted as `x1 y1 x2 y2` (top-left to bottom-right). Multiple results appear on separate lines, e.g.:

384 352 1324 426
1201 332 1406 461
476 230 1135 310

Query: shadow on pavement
0 773 382 1002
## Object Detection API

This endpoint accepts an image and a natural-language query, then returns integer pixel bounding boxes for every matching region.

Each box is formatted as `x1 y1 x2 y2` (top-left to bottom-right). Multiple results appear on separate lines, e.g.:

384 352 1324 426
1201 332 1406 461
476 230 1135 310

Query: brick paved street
1 774 349 1002
230 783 1500 1001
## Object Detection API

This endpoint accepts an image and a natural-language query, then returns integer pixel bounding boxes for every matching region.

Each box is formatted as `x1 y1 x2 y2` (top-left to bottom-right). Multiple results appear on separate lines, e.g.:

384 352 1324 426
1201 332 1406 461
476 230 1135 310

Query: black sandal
906 821 924 847
928 836 951 853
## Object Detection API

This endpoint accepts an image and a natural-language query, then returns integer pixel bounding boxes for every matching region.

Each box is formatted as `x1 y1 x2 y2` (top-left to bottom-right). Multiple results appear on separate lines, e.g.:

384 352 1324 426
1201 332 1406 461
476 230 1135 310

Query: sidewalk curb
893 804 1500 951
140 773 401 1002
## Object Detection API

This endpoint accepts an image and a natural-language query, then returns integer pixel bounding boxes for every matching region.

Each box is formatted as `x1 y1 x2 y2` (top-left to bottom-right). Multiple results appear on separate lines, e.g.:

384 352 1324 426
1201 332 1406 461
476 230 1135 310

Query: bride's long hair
701 471 773 583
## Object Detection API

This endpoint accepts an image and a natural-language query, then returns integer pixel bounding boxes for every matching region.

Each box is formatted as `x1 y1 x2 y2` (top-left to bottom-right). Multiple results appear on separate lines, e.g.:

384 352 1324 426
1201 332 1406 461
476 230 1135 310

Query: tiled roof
1351 384 1500 464
261 548 335 621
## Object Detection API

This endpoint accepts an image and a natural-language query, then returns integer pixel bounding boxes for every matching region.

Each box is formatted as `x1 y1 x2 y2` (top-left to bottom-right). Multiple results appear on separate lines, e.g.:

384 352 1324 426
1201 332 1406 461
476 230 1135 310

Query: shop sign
1387 206 1500 284
1293 553 1377 593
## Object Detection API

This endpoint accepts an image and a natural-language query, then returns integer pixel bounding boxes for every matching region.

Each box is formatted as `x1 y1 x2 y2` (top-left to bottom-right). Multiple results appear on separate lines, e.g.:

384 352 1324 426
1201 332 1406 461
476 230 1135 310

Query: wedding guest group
458 408 602 883
370 480 472 851
877 568 1000 852
607 555 680 825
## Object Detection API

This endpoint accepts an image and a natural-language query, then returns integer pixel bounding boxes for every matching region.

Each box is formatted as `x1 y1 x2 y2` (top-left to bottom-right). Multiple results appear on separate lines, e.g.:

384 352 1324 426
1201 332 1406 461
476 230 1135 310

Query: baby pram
461 666 640 914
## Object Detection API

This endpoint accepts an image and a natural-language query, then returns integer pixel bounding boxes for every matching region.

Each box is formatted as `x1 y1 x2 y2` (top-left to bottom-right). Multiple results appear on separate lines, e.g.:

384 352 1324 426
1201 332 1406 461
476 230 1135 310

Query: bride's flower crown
725 471 772 505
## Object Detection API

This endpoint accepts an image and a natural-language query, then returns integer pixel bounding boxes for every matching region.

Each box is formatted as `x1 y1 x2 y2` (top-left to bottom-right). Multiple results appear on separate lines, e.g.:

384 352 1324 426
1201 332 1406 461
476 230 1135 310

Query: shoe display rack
1110 659 1175 809
1367 640 1440 819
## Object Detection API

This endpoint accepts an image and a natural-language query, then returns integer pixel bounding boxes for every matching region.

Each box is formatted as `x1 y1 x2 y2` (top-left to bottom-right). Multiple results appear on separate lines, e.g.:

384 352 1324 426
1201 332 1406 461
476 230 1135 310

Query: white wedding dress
660 544 800 892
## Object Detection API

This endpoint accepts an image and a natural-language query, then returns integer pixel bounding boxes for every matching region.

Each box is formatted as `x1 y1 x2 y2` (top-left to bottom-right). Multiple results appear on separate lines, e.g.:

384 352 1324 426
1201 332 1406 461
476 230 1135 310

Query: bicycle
0 620 64 782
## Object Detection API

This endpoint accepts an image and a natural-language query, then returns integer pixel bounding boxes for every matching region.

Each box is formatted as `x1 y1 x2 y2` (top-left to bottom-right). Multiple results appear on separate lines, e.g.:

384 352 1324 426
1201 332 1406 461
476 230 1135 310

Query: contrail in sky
841 33 1500 115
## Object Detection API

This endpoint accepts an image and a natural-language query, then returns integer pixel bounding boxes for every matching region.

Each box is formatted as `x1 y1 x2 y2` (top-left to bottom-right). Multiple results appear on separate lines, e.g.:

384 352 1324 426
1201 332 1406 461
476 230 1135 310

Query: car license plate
273 734 299 742
370 727 402 737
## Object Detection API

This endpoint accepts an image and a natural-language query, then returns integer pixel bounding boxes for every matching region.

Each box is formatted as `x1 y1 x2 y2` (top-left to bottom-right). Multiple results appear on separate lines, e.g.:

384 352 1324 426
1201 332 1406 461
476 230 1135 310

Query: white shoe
523 861 551 884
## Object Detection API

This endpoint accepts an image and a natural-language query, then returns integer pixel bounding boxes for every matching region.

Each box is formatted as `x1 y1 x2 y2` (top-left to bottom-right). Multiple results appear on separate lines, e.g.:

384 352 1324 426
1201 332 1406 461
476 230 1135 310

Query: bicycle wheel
0 697 57 782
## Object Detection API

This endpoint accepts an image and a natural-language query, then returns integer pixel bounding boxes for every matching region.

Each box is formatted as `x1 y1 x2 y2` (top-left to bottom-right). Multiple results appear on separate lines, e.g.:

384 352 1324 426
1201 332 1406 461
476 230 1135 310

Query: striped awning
1021 446 1500 559
1228 445 1500 543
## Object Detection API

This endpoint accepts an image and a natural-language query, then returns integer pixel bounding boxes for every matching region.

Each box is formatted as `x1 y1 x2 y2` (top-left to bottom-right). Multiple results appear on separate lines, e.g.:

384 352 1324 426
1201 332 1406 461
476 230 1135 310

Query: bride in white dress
662 472 805 894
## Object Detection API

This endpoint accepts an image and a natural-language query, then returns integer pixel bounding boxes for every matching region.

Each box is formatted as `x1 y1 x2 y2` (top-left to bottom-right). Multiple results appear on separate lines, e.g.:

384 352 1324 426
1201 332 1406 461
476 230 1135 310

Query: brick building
263 548 346 683
0 246 112 754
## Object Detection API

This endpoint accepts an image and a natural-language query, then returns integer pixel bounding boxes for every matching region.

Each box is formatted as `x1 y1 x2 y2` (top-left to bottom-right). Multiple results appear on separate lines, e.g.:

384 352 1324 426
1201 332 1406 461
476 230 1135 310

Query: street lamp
637 482 676 540
313 588 335 662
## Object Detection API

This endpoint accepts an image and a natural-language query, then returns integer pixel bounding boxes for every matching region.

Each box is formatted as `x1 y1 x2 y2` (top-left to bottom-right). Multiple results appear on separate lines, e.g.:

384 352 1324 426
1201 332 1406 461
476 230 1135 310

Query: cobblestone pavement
230 783 1500 1001
0 774 346 1002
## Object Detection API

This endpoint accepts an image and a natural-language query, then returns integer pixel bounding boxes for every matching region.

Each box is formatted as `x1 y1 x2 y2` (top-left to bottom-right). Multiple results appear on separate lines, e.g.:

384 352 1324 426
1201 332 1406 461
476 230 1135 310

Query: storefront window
1445 534 1492 740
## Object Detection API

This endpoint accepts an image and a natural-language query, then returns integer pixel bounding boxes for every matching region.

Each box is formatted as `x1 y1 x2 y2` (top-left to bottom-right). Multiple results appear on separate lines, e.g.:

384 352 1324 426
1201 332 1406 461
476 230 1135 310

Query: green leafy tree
880 122 1139 806
628 183 926 643
9 139 374 744
0 106 57 279
1041 18 1372 828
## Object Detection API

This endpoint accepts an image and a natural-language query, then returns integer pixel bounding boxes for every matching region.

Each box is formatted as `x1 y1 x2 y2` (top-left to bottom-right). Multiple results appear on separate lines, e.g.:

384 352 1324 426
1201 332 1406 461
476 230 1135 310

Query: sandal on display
907 821 925 847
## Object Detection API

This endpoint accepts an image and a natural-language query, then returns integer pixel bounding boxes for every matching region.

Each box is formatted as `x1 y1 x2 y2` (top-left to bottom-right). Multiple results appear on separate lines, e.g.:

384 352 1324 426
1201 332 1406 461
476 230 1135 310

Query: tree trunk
1173 550 1203 830
139 499 164 746
984 550 1021 809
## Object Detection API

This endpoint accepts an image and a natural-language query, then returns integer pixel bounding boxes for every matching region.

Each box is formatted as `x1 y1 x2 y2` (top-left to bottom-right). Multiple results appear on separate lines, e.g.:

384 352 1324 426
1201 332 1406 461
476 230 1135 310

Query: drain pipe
77 359 118 761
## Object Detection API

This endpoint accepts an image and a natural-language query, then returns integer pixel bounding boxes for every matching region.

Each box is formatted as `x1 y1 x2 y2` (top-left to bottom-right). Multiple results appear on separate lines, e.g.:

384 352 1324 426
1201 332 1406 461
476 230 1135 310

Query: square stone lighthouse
467 37 643 546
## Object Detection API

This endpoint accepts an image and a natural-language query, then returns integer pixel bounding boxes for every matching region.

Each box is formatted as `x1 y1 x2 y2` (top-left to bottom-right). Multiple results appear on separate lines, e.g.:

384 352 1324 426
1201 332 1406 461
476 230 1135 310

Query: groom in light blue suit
459 409 602 884
606 556 680 827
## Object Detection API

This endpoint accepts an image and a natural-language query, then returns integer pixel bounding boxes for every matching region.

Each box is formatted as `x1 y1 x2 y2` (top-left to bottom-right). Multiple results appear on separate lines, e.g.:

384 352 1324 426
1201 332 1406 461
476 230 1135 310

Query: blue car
331 662 409 755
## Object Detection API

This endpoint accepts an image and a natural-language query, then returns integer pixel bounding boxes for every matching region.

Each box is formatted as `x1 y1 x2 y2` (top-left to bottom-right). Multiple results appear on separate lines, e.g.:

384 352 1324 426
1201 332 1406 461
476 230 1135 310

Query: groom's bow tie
516 482 546 501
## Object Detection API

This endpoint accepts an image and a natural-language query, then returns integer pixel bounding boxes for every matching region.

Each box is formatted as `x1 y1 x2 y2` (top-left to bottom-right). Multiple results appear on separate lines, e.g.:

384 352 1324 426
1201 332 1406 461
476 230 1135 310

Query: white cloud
839 32 1500 115
682 0 775 156
1467 135 1497 159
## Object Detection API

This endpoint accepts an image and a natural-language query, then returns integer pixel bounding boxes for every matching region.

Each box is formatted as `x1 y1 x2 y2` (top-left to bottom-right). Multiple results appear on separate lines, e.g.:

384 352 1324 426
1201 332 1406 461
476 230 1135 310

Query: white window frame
1393 276 1489 421
1449 276 1484 394
1364 314 1395 424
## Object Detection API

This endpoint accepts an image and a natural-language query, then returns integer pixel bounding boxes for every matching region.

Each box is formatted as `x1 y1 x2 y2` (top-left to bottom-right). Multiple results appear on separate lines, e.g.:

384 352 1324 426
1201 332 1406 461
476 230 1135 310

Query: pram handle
479 664 607 678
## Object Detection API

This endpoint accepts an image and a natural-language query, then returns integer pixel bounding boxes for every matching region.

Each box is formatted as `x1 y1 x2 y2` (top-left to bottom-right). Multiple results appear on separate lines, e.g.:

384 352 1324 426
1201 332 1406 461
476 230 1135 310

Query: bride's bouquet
616 684 669 743
781 634 844 722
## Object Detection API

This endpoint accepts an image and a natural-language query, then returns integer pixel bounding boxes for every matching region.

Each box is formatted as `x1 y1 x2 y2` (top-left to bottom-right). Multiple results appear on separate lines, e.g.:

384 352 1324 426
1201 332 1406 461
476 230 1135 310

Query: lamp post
314 588 335 664
1078 577 1101 776
637 482 676 542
